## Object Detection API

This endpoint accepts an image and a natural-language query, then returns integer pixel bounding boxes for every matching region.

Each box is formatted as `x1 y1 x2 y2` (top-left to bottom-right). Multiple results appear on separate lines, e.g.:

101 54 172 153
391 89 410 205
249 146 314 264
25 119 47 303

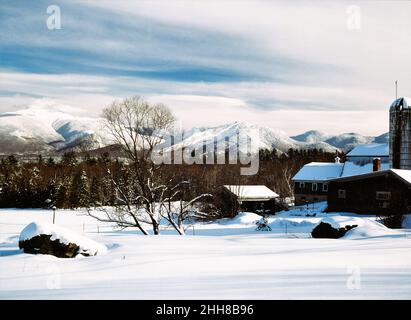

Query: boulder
311 222 358 239
19 234 80 258
19 222 107 258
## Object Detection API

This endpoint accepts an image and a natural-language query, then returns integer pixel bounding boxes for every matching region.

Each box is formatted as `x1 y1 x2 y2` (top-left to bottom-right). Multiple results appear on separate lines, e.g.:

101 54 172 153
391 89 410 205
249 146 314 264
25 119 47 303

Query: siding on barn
328 174 411 215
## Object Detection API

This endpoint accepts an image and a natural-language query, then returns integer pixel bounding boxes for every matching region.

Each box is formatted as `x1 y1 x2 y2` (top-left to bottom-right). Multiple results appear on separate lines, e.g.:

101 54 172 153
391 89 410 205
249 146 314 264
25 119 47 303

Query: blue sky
0 0 410 135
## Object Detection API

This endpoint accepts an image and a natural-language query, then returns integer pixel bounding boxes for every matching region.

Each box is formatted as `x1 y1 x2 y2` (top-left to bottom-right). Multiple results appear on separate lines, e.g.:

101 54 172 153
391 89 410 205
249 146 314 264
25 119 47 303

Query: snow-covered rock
19 222 106 257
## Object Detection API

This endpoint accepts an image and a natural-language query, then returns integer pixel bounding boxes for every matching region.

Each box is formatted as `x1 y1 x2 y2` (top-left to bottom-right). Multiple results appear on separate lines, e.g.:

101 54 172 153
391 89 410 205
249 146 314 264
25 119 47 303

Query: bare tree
89 96 211 235
88 96 175 234
159 181 212 235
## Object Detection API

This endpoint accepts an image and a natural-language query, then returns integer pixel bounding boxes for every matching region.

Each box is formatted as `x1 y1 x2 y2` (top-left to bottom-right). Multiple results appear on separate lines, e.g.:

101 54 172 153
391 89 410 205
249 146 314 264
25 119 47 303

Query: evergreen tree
61 151 78 166
69 170 89 208
89 176 104 206
7 155 18 166
55 178 71 208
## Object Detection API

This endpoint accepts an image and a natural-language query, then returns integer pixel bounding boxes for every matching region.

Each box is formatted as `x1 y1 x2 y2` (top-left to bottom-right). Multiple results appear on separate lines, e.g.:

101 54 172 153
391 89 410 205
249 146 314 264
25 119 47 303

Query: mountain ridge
0 107 388 154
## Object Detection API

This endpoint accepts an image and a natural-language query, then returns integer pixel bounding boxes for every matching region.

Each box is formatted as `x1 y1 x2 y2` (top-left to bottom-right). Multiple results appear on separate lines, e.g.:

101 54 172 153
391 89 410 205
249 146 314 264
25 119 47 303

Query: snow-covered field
1 203 411 299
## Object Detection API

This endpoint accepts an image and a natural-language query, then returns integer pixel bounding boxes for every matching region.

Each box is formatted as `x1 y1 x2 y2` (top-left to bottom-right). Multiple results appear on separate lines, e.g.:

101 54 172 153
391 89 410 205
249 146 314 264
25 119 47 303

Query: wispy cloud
0 0 410 135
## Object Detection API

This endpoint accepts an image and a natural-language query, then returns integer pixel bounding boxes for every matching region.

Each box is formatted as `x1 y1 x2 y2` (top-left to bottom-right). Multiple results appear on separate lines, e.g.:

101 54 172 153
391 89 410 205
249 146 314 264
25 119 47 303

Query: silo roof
390 96 411 110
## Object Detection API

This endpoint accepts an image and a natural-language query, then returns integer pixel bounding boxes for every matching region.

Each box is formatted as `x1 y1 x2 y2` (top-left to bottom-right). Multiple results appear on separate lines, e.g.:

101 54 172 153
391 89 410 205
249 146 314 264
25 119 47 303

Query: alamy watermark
346 266 361 290
46 5 61 30
346 5 361 30
150 127 260 175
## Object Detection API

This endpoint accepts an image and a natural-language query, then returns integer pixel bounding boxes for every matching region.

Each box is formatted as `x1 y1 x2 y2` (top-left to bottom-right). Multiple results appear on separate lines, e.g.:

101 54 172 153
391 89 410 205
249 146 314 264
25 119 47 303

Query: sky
0 0 410 135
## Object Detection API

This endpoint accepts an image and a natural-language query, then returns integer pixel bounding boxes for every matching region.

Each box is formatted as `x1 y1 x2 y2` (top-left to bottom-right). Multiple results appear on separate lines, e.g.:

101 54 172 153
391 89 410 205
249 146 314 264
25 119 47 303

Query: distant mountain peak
0 106 388 155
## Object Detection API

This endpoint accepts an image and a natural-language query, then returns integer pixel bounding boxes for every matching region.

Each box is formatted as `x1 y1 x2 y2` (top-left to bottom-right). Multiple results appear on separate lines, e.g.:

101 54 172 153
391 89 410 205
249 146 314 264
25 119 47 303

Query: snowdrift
318 216 401 239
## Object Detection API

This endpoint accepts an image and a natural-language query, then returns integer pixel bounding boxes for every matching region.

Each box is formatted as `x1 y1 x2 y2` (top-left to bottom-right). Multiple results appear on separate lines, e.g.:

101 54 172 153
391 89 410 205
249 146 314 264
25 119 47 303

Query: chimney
373 158 381 172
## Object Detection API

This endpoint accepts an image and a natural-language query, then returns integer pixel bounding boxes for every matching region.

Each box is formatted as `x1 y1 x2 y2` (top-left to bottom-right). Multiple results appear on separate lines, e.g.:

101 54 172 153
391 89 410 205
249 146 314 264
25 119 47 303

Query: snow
391 169 411 184
218 212 262 225
1 204 411 299
223 185 279 200
292 162 344 181
160 121 338 155
19 222 107 256
0 102 103 151
346 143 389 157
293 160 394 181
390 96 411 110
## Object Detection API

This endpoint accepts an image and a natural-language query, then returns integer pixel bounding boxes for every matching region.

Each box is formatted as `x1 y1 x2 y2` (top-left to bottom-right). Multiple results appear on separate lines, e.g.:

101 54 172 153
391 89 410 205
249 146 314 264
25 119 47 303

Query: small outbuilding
222 185 280 214
327 169 411 215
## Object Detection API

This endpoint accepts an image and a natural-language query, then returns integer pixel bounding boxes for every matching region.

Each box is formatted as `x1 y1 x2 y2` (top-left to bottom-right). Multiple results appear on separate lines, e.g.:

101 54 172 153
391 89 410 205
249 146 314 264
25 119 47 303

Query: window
379 201 390 209
322 183 328 192
338 189 346 199
376 191 391 200
312 183 318 192
299 182 305 189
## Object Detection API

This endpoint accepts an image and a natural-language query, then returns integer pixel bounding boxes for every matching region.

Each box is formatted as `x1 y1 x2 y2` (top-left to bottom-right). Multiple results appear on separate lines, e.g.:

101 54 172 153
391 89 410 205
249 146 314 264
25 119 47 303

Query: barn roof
347 143 389 157
223 185 279 201
329 169 411 186
292 162 344 181
391 169 411 185
292 161 390 181
341 161 390 177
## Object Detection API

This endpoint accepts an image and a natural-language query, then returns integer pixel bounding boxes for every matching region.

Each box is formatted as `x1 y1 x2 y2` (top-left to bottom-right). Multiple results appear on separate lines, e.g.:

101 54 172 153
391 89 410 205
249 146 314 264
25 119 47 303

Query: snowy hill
291 130 331 144
0 105 387 155
167 122 338 154
292 130 388 152
0 105 103 153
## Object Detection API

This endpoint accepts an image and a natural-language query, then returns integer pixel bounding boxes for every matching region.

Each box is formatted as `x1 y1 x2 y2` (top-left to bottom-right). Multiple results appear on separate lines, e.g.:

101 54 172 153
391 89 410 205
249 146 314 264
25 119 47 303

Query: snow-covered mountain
166 122 338 154
0 106 387 154
0 105 103 153
291 130 331 144
292 130 389 152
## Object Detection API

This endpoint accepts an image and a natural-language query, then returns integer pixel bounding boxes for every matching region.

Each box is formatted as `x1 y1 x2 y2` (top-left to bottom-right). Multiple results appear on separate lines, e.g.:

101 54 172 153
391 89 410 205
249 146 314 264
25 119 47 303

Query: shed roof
347 143 389 157
223 185 279 201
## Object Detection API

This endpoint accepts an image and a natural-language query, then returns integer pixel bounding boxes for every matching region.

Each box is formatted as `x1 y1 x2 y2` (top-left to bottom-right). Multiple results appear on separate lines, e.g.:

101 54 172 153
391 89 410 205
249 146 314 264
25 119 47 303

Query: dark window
299 182 305 189
323 183 328 192
312 183 318 192
379 201 390 209
338 189 346 199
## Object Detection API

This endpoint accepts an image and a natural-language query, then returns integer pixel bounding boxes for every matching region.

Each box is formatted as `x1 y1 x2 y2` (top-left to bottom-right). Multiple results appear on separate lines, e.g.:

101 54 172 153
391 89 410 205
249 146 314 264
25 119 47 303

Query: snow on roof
391 169 411 184
341 161 389 177
390 96 411 110
292 160 392 182
292 162 344 181
347 143 389 157
330 168 411 185
223 185 279 200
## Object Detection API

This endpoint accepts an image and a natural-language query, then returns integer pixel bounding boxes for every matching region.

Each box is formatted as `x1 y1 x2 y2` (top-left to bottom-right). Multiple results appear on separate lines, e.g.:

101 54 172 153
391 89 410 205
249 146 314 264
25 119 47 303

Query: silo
389 97 411 169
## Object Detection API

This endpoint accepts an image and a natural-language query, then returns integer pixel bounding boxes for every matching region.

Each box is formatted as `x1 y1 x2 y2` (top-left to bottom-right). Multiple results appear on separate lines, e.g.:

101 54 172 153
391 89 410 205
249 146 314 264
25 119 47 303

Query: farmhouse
222 185 279 213
292 161 343 205
292 157 389 205
327 169 411 215
294 97 411 209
